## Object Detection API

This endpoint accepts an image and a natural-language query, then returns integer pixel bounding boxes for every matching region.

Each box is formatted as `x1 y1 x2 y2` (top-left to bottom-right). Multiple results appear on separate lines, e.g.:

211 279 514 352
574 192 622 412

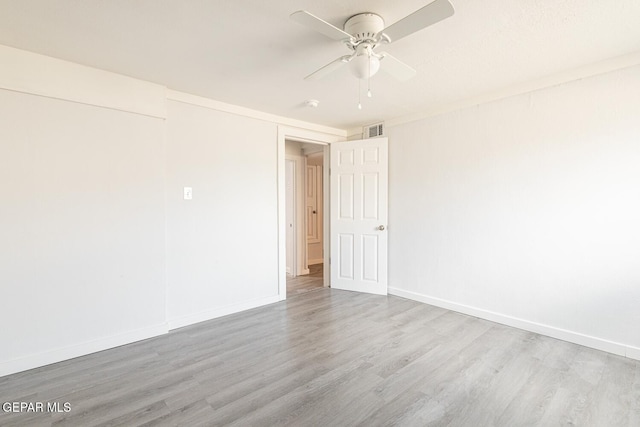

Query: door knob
377 225 385 231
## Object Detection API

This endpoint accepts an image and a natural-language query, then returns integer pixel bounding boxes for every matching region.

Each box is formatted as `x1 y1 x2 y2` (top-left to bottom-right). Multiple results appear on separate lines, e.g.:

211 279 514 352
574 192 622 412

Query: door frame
284 158 297 277
277 126 342 300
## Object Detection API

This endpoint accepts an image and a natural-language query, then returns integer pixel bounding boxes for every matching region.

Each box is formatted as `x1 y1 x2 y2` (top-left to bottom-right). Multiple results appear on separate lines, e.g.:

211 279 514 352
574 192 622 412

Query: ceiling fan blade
290 10 353 41
304 56 351 80
378 52 417 81
379 0 454 43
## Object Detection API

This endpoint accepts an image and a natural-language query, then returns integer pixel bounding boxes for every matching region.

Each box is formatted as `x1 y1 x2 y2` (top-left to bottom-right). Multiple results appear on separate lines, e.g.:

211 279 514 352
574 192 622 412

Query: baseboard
168 295 280 330
0 323 168 378
388 287 640 361
308 259 323 266
626 346 640 360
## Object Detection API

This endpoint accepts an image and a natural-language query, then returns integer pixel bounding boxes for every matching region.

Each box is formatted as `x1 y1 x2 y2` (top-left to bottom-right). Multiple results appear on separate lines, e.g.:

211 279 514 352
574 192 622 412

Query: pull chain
358 78 362 110
367 53 372 98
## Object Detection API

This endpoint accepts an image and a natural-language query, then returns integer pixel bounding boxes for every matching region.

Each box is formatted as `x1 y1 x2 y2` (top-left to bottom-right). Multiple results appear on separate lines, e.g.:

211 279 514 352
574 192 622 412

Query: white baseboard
1 295 284 378
388 287 640 361
168 295 280 330
626 346 640 361
0 323 168 377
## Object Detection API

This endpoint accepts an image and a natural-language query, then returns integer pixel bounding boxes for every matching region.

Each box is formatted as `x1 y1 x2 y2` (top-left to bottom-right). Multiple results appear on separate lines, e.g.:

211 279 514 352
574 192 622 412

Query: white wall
165 100 279 327
6 36 636 378
388 65 640 358
0 45 345 376
0 54 168 376
285 140 303 157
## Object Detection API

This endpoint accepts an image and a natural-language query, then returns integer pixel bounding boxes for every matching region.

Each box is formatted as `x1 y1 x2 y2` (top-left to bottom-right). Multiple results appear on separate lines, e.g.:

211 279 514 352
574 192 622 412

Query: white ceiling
0 0 639 130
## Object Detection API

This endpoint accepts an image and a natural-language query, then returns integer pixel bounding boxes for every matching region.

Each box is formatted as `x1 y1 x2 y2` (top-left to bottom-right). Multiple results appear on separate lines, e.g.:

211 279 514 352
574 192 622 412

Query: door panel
339 174 354 219
306 165 319 242
339 234 355 279
330 137 388 295
362 234 379 282
362 173 379 219
306 161 324 265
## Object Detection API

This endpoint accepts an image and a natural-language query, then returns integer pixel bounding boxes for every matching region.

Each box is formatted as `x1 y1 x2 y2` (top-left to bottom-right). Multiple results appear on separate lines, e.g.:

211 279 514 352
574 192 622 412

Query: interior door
306 165 320 244
330 137 388 295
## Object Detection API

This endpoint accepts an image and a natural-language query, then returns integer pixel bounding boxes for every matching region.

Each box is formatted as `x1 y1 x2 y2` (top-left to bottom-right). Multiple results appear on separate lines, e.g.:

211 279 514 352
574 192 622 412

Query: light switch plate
184 187 193 200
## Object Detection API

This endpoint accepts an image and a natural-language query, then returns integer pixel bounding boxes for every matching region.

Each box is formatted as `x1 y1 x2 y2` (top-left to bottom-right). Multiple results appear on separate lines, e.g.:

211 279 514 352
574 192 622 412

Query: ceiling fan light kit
349 51 380 79
290 0 455 109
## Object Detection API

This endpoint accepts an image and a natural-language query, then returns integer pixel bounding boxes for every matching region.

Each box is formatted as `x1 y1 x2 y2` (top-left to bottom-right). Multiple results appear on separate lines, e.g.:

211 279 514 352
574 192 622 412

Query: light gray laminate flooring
286 263 324 297
1 289 639 426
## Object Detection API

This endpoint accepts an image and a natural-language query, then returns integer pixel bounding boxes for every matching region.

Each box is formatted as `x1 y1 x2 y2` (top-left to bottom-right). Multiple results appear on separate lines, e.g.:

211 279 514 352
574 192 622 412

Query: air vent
364 122 384 138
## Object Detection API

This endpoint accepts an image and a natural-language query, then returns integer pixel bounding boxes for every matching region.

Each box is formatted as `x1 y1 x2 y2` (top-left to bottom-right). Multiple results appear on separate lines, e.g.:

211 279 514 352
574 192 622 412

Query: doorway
277 126 342 300
287 263 324 296
285 139 326 297
278 128 389 300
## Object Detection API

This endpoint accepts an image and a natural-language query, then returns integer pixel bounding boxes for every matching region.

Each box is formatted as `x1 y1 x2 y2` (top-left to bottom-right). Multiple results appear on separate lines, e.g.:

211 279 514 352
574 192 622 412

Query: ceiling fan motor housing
291 0 455 81
344 13 385 44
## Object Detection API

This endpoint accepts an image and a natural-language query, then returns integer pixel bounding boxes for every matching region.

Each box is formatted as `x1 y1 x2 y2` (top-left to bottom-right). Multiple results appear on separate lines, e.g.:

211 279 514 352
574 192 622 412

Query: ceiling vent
364 122 385 138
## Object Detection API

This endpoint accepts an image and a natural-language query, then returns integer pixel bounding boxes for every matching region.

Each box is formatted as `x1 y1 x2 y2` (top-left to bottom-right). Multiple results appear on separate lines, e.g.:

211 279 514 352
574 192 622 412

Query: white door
330 137 388 295
306 163 324 265
306 165 320 244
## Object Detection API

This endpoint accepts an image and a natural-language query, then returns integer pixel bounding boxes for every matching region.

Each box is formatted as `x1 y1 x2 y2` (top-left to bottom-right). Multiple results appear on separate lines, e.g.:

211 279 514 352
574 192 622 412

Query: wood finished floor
1 289 639 426
286 263 324 297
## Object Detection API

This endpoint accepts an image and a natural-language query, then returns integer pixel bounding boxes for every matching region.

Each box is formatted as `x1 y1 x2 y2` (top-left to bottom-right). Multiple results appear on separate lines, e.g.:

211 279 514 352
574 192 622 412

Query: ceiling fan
290 0 455 83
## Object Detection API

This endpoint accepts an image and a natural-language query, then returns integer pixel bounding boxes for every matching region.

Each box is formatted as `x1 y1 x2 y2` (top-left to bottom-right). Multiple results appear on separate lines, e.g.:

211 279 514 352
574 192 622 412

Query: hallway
286 264 323 297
